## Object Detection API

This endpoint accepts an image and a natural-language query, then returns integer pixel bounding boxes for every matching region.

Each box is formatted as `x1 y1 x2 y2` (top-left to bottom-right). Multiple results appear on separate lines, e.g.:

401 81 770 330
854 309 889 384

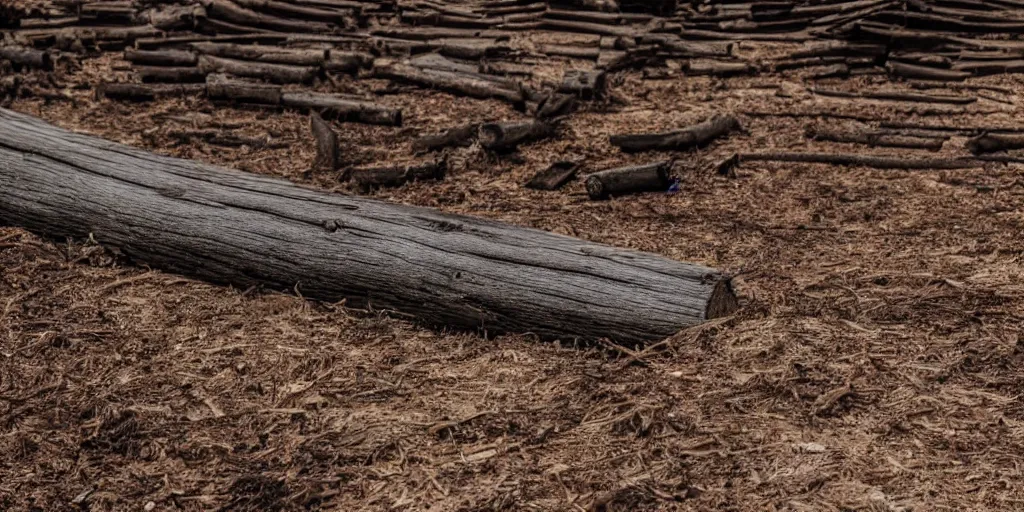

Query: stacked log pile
5 0 1024 195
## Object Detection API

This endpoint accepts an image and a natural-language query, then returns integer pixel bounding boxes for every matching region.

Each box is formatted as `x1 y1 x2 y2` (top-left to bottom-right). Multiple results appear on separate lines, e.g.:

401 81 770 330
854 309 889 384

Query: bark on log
966 133 1024 154
198 54 318 84
233 0 353 23
411 123 480 152
526 160 578 190
610 115 740 153
206 73 283 104
805 127 946 151
125 48 199 67
558 69 607 99
97 82 207 101
0 45 52 70
538 44 600 59
479 120 555 151
0 108 735 343
540 19 636 37
349 160 447 189
586 161 672 200
310 111 339 171
324 51 372 73
372 62 525 106
282 92 402 126
687 61 755 76
138 66 208 83
191 42 328 66
201 0 334 33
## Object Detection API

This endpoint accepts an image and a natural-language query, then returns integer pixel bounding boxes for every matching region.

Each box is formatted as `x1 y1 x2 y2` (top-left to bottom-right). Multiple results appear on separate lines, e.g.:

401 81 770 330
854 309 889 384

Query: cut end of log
705 278 739 320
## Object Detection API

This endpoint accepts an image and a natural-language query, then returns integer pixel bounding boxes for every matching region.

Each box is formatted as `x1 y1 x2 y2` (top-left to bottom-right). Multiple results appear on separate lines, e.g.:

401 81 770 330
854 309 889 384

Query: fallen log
349 160 447 189
610 114 740 153
281 92 402 126
805 127 946 151
372 62 525 106
526 160 578 190
165 129 285 148
479 119 555 151
310 111 339 171
687 60 755 77
198 54 318 84
201 0 333 33
137 66 208 83
0 45 53 70
411 123 480 152
966 133 1024 154
537 44 600 59
125 48 199 67
97 82 207 101
0 108 736 343
191 42 328 66
716 151 987 175
206 73 283 104
585 160 673 200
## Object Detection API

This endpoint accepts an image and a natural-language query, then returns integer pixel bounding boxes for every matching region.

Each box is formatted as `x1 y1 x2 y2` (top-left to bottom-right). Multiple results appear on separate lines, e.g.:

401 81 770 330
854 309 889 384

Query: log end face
705 277 739 320
585 175 606 200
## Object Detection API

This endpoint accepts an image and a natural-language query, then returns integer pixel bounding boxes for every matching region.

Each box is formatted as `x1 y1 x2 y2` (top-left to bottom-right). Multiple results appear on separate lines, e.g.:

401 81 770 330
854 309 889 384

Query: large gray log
610 114 740 153
0 107 736 344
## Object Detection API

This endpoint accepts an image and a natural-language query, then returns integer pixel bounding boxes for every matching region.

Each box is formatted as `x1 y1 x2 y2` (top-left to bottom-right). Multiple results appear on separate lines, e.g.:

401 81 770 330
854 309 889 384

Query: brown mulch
3 37 1024 512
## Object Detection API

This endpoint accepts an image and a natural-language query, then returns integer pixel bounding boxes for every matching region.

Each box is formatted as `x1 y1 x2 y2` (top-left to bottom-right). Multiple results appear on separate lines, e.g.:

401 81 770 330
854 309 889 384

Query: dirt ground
4 33 1024 512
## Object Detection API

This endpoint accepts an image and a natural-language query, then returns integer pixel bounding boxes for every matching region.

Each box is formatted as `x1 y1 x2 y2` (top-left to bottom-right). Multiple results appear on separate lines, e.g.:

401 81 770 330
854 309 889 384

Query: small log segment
198 54 318 84
966 133 1024 155
349 159 447 190
526 161 578 190
372 62 525 106
479 119 555 151
586 160 673 200
281 92 402 126
125 48 199 67
97 82 207 101
206 73 283 104
610 114 740 153
310 111 339 171
716 151 987 175
412 123 480 152
886 61 970 81
0 108 736 344
137 66 208 83
805 127 945 151
0 45 53 70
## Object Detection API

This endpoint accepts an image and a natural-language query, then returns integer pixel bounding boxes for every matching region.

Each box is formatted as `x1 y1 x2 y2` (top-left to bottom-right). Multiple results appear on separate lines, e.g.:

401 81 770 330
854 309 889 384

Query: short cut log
610 114 740 152
0 108 736 344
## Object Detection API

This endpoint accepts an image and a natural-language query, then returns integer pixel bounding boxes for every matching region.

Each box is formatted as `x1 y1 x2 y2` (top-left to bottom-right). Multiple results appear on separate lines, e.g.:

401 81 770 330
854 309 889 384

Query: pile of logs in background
5 0 1024 194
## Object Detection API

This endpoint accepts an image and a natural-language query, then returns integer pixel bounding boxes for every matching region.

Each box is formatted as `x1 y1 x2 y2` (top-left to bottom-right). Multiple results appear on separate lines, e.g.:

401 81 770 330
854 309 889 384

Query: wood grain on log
558 69 607 99
206 73 283 104
586 160 672 200
412 123 480 152
198 54 318 84
479 119 555 151
0 108 735 343
98 82 207 101
281 92 402 126
191 42 327 66
886 61 970 81
372 62 524 106
138 66 208 83
610 115 740 152
125 48 199 67
201 0 333 33
349 160 447 189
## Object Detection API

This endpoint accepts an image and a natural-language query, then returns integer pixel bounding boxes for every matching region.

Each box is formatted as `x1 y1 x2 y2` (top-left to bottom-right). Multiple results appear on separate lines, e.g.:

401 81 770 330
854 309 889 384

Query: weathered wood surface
0 108 736 344
610 115 741 153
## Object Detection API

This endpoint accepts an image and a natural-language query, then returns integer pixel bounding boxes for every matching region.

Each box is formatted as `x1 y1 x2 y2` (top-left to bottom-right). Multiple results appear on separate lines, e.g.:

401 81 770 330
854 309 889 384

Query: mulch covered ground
3 34 1024 512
